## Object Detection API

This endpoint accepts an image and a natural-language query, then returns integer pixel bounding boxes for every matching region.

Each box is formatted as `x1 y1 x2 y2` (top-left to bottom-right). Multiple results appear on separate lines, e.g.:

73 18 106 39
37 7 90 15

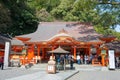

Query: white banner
4 42 10 68
108 50 115 69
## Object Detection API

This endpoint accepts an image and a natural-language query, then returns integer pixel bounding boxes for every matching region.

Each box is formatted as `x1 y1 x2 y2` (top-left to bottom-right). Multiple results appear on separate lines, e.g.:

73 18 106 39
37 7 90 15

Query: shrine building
12 22 117 66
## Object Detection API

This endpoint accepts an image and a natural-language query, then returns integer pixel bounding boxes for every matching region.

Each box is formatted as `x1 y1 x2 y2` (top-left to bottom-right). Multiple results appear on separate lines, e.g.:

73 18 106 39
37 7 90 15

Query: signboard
108 50 115 70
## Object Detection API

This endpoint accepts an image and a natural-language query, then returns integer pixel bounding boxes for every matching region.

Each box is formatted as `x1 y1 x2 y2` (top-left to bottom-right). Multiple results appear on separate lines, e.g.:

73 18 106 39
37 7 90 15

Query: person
70 57 74 69
84 55 88 64
80 55 84 64
60 55 64 65
76 55 81 64
98 55 102 64
68 54 72 64
0 57 4 70
89 54 93 64
65 54 69 64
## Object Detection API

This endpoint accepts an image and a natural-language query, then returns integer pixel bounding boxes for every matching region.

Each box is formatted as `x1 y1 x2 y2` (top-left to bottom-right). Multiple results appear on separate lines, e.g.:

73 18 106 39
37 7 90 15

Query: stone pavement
67 70 120 80
4 63 79 80
6 70 78 80
1 63 119 80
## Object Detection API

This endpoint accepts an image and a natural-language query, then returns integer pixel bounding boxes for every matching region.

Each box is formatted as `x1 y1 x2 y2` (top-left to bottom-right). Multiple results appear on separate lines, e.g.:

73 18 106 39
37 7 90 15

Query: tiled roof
48 46 69 53
11 38 24 46
0 33 11 45
105 40 120 52
16 22 102 42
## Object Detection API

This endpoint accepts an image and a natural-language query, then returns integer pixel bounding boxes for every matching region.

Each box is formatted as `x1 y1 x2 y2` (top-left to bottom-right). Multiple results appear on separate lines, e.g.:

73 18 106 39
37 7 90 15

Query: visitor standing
80 55 84 64
65 54 69 64
84 55 88 64
68 54 72 64
70 57 74 69
77 55 81 64
0 57 4 70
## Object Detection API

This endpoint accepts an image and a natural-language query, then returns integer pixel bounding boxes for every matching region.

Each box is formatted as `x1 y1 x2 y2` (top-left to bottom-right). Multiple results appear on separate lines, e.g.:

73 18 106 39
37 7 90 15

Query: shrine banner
4 42 10 68
108 50 115 70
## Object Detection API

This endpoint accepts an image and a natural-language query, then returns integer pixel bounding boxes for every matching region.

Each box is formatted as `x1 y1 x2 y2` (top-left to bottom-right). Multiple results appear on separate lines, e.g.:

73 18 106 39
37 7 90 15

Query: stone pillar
4 42 10 69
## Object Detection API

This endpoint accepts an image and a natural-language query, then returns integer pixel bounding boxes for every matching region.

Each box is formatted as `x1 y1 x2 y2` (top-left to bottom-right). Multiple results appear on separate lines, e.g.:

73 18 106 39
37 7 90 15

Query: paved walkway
67 70 120 80
5 63 78 80
0 63 118 80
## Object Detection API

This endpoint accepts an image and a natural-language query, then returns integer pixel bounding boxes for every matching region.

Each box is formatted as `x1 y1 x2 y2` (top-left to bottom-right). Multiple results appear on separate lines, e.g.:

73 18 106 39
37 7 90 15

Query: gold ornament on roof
58 29 68 34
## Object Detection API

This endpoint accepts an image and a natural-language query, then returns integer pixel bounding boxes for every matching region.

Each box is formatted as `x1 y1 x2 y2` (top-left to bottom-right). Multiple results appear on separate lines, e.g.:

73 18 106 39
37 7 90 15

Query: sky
115 25 120 32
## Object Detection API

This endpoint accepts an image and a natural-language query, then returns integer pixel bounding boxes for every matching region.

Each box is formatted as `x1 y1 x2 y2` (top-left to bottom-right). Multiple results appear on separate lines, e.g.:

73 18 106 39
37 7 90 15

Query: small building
0 33 11 67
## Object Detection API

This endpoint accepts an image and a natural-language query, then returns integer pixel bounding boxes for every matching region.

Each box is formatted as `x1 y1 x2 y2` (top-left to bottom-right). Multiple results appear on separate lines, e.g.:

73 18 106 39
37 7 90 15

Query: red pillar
102 55 105 66
42 48 45 59
73 47 76 60
32 44 35 56
37 46 40 56
88 45 91 56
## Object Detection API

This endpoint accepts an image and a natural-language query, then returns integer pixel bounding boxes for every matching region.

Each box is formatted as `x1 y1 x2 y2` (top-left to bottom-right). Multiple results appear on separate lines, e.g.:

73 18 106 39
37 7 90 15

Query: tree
1 0 38 36
94 0 120 35
0 2 12 33
51 0 75 20
0 0 120 39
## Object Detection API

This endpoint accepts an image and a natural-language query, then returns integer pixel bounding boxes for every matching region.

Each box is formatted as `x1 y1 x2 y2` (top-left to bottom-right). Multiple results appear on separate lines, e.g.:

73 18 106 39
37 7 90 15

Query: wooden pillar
88 45 91 56
96 45 99 55
73 47 76 60
52 46 55 58
42 48 45 59
101 48 107 66
37 45 40 56
101 54 105 66
32 44 34 55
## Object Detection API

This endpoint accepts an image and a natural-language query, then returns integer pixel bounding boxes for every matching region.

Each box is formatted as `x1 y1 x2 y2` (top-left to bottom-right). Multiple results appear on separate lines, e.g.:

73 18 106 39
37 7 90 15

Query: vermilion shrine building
11 22 118 66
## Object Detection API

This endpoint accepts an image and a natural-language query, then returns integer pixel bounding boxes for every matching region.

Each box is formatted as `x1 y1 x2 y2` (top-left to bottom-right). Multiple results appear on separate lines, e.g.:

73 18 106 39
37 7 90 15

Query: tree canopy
0 0 120 38
0 0 38 36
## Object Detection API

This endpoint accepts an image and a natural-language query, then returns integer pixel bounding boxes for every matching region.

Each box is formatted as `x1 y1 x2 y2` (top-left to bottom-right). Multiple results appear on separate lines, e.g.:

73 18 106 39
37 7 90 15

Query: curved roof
105 40 120 52
48 46 69 53
15 22 102 43
11 38 24 46
47 30 72 41
0 33 11 45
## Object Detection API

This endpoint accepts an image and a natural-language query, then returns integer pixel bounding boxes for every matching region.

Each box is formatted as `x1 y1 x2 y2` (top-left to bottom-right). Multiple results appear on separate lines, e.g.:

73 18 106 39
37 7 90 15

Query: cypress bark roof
16 22 102 42
105 40 120 52
48 46 69 53
0 33 11 45
11 38 24 46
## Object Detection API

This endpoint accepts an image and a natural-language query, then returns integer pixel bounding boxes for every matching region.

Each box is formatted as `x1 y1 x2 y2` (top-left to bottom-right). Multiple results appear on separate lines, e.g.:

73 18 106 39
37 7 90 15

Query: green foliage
36 8 54 21
51 0 74 19
0 0 120 39
0 2 12 33
64 13 78 21
0 0 38 36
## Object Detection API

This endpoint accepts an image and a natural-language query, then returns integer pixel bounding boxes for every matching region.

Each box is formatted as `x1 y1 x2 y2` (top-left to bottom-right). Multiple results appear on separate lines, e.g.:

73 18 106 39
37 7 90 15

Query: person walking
0 57 4 70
